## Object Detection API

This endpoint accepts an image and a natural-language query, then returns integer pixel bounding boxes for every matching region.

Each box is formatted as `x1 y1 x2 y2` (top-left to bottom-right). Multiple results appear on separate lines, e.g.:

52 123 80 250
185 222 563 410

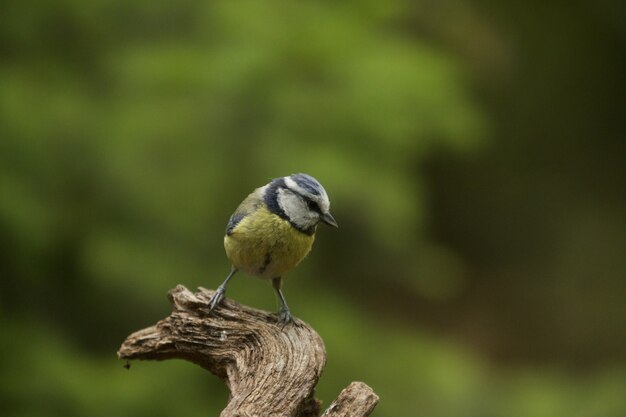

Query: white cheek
277 189 318 229
277 189 304 217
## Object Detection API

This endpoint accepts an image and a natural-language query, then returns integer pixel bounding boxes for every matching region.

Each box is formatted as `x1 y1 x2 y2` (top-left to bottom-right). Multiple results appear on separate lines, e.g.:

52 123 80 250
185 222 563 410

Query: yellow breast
224 206 315 279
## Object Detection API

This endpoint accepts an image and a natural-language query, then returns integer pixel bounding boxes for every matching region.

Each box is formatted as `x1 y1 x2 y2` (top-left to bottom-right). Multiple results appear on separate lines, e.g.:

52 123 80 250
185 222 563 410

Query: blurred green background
1 0 624 416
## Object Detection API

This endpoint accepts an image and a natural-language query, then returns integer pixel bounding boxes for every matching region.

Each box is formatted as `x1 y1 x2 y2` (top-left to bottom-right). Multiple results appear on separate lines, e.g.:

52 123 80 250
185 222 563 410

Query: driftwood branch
118 285 379 417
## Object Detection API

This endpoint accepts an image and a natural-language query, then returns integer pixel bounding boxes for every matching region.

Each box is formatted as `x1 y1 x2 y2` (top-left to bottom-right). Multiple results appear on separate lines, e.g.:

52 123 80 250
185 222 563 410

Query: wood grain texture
321 382 379 417
118 285 378 417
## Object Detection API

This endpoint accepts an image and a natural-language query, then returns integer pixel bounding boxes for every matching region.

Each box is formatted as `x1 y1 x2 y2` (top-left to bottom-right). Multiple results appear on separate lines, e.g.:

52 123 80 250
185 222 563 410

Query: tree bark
118 285 379 417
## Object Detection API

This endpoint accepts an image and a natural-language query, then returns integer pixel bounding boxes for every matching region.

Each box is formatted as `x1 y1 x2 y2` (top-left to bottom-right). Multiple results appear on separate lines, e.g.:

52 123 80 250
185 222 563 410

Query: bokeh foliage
1 1 624 416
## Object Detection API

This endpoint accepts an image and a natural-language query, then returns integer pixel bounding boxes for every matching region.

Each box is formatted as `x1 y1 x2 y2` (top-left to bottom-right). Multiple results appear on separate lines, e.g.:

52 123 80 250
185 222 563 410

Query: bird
208 173 338 324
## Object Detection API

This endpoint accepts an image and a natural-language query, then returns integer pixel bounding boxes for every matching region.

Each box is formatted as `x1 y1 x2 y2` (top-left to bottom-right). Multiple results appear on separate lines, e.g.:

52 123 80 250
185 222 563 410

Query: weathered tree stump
118 285 379 417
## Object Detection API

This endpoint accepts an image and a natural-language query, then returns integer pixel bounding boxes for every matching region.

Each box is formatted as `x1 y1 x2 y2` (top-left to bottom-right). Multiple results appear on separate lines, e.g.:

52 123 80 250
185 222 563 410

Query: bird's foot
208 286 226 312
277 307 293 325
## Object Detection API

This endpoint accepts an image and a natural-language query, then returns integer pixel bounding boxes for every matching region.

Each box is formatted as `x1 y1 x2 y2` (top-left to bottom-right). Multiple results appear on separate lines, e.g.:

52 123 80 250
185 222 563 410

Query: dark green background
1 1 624 416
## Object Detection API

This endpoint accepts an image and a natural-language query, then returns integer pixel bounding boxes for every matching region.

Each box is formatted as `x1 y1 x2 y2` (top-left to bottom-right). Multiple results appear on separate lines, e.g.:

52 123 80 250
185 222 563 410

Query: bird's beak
321 212 339 228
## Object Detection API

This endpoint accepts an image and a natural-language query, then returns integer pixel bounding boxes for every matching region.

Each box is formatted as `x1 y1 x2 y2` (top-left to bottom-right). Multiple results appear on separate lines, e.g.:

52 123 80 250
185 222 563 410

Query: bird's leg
272 277 292 324
208 267 238 311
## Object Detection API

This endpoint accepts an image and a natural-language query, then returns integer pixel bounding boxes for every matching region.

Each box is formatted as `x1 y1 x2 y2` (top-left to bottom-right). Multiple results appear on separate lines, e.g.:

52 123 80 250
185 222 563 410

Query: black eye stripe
307 199 321 213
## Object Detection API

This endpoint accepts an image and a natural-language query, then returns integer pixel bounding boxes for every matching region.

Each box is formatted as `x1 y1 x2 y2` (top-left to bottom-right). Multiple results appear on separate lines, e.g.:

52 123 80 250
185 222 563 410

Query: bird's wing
225 186 266 235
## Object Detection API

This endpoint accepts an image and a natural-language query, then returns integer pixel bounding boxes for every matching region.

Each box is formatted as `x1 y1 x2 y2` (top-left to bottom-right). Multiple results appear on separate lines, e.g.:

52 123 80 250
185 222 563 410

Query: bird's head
265 173 338 234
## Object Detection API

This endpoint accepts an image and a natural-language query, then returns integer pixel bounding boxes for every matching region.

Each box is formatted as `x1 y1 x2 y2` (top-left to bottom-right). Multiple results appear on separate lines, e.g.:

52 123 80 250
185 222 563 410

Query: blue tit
208 173 338 324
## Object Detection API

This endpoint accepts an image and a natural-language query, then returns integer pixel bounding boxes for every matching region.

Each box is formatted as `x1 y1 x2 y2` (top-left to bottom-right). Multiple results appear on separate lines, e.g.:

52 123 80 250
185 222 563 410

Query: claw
208 268 237 313
208 287 226 311
277 307 293 325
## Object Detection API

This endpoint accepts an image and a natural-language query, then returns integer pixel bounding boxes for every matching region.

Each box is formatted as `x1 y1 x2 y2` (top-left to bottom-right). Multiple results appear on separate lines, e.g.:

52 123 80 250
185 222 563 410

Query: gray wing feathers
225 212 245 235
225 186 266 235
